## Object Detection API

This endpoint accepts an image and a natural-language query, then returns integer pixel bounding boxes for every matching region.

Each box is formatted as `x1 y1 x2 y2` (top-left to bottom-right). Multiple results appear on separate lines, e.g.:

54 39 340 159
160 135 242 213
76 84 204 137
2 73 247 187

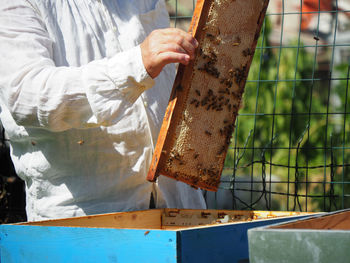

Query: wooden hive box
147 0 269 191
0 209 314 263
248 209 350 263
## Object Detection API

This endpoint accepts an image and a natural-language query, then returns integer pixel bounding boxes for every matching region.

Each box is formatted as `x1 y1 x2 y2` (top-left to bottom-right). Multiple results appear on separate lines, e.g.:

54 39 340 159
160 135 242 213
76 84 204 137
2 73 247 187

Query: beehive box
147 0 269 191
248 209 350 263
0 209 313 263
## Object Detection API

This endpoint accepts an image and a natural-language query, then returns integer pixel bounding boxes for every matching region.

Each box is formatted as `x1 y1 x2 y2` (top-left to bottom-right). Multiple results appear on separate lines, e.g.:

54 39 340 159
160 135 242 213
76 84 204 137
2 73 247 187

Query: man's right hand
140 28 199 79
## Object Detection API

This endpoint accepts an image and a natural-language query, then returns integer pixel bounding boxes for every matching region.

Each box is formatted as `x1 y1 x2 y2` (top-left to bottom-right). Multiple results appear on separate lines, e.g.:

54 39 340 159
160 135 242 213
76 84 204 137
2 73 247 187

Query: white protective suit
0 0 206 221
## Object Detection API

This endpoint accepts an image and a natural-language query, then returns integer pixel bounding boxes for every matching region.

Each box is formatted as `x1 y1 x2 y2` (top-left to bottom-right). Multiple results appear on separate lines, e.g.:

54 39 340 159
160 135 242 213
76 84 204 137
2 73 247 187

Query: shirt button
143 100 148 107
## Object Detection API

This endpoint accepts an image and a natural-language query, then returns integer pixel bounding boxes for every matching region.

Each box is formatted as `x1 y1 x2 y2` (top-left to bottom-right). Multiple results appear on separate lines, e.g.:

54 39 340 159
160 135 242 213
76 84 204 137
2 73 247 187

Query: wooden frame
147 0 270 191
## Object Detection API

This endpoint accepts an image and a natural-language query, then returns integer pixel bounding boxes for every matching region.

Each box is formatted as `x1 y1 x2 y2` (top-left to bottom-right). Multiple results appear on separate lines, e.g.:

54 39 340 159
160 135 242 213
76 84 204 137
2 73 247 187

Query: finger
182 32 199 48
157 51 191 66
161 28 199 48
161 34 197 59
162 28 196 42
159 43 187 56
182 39 197 59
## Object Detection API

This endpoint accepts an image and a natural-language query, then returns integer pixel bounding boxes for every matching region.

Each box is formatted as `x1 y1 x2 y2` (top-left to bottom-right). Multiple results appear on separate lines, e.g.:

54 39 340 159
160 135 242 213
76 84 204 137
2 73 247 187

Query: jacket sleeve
0 1 155 132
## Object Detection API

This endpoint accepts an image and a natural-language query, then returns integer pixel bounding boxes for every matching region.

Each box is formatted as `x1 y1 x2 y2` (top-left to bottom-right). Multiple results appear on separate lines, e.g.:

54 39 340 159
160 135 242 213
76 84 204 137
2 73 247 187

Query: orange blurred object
301 0 333 31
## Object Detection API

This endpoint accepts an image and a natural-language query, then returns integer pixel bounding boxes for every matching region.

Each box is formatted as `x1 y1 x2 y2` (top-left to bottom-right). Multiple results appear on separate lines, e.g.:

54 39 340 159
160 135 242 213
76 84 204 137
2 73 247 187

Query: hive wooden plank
0 225 177 263
270 210 350 230
18 209 163 229
15 209 312 230
1 209 314 263
161 209 312 230
248 210 350 263
147 0 269 191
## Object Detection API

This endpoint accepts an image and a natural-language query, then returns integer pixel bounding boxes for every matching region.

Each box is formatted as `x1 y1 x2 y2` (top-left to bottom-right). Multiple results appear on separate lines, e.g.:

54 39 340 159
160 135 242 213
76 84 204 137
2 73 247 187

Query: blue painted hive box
0 209 312 263
248 209 350 263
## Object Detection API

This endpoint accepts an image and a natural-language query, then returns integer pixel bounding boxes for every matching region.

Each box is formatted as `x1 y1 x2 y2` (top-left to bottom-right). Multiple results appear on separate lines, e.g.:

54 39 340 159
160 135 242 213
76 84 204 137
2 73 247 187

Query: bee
191 177 199 185
231 91 240 99
242 48 252 57
144 231 150 236
77 140 84 145
201 96 209 106
201 212 211 218
234 36 241 44
218 145 226 155
205 130 212 136
31 141 36 146
213 37 221 45
210 50 218 61
232 104 239 111
222 79 233 88
234 67 246 86
218 89 226 94
228 68 235 77
202 63 220 78
202 47 218 62
170 151 180 160
206 33 215 41
218 212 227 219
190 98 197 105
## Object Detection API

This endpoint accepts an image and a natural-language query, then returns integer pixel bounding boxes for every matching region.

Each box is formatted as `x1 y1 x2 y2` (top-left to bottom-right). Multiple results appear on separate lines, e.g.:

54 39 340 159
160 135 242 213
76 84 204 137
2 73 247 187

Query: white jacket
0 0 206 221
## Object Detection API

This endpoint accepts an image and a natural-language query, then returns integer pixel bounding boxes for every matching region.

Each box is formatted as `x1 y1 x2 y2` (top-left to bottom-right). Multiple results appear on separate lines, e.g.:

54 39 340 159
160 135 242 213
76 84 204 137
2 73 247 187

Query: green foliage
224 18 350 212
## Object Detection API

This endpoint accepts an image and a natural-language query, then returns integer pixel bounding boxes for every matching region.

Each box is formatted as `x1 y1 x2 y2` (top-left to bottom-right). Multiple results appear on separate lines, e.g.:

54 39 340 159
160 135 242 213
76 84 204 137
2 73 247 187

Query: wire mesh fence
166 0 350 212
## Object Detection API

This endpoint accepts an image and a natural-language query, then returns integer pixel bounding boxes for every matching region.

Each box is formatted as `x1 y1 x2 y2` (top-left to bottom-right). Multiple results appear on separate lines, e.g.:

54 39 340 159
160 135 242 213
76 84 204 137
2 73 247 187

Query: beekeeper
0 0 206 221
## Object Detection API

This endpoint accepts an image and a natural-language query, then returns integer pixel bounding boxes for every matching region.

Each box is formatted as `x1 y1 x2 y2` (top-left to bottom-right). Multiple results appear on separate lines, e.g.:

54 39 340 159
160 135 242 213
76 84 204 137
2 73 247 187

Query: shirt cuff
83 45 156 126
107 45 155 102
